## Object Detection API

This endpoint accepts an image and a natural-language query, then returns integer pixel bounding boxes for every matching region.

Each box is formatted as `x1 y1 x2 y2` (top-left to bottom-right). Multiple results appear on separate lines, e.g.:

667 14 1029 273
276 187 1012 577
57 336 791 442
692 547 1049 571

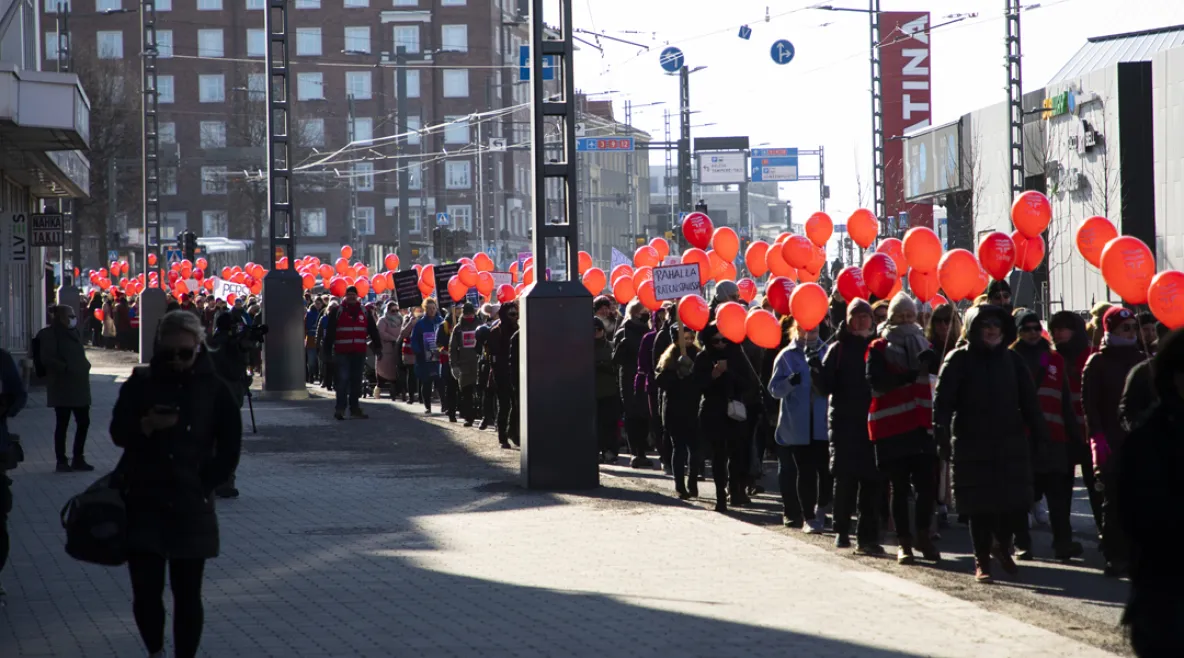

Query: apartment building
43 0 535 264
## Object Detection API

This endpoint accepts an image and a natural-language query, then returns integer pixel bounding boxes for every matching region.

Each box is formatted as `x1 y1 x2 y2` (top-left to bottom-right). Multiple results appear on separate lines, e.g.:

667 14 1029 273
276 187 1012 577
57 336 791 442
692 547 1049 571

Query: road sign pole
678 65 692 214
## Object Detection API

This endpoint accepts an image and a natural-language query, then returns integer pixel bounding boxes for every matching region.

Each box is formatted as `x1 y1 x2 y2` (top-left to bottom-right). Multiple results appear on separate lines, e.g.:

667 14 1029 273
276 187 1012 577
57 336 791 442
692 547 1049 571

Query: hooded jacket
654 343 703 434
692 324 759 424
1082 334 1146 451
933 305 1047 515
486 303 519 386
768 336 829 447
815 327 877 478
612 317 650 418
448 315 482 388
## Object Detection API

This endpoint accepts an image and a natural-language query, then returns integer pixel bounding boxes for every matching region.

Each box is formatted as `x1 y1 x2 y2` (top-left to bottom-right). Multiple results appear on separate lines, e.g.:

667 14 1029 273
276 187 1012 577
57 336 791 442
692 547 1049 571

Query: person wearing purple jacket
636 307 669 472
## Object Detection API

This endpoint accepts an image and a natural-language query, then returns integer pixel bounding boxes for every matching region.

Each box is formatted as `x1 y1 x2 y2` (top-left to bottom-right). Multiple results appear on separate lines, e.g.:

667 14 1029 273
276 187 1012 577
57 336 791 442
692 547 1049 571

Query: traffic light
180 230 198 261
694 199 708 214
431 227 443 257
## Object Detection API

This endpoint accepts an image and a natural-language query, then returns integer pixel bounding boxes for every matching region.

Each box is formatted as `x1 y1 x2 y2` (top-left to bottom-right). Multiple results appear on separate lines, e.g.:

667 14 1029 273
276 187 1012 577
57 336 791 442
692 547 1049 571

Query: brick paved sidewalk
0 355 1120 657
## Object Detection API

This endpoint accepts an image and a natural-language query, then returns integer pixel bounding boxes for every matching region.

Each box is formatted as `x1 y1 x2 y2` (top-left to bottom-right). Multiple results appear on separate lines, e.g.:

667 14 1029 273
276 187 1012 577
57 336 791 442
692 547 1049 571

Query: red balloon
384 253 400 271
716 302 747 343
681 248 712 285
1101 236 1156 305
678 294 710 331
476 271 495 296
448 275 469 302
1075 216 1118 268
1012 190 1052 238
612 275 636 304
1011 231 1045 272
745 241 770 278
805 212 833 247
340 245 353 259
847 209 879 249
634 245 661 269
1148 271 1184 330
737 278 758 303
637 280 661 311
458 263 479 287
420 264 436 290
902 227 943 273
147 253 158 266
781 235 815 270
649 237 670 260
835 266 869 303
939 250 980 302
329 276 347 297
610 264 634 285
497 284 517 303
711 226 740 262
789 283 829 331
372 274 387 294
354 277 369 296
473 252 494 272
633 266 653 287
94 308 104 321
977 232 1017 281
764 276 797 316
861 253 898 299
301 273 315 290
908 268 940 302
681 212 714 250
746 309 782 349
765 243 797 280
335 258 350 275
582 267 607 295
577 251 593 275
875 238 907 277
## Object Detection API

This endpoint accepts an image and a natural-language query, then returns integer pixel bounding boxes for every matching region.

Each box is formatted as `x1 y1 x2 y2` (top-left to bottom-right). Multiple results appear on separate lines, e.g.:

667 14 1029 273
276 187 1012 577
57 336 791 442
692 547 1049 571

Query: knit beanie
847 298 873 322
1014 309 1040 331
886 293 917 323
1103 306 1134 333
714 280 739 303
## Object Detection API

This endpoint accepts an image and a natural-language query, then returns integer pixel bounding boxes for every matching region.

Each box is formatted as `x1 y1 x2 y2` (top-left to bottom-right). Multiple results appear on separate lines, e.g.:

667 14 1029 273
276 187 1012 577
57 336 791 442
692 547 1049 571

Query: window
97 0 120 11
158 122 176 143
197 0 221 9
393 0 416 6
299 118 325 146
440 25 467 53
200 121 226 149
45 1 71 12
202 210 228 236
198 74 224 103
301 208 326 237
442 69 468 98
344 0 366 6
97 31 122 59
356 207 375 235
246 29 265 57
406 116 421 145
345 71 371 100
443 115 469 144
392 25 419 53
344 26 370 53
245 0 263 9
162 212 185 241
407 161 423 190
156 0 170 10
403 70 421 98
295 0 319 7
296 28 321 56
155 30 173 58
201 167 228 194
157 75 175 103
351 117 373 144
448 205 472 232
445 161 471 190
197 29 223 57
161 167 178 195
45 32 60 60
247 73 266 99
441 0 465 4
355 163 374 191
296 73 324 100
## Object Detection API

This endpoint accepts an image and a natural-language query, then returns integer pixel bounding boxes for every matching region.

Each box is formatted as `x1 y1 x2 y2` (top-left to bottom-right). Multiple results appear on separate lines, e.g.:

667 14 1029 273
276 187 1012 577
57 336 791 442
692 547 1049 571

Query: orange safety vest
866 339 932 441
334 304 369 354
1033 350 1068 443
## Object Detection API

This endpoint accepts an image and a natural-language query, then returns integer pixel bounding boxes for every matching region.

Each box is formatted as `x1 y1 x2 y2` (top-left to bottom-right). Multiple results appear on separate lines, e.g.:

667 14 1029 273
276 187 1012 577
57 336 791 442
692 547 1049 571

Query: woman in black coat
933 305 1048 583
654 326 702 498
612 301 652 468
814 299 882 554
110 310 242 658
694 323 760 513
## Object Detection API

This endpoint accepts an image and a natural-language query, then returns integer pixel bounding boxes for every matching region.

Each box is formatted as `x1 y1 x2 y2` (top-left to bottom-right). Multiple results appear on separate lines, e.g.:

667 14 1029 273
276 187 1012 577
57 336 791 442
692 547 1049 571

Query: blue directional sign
738 26 752 40
770 39 795 65
518 45 554 82
576 137 635 152
750 147 799 182
659 46 684 73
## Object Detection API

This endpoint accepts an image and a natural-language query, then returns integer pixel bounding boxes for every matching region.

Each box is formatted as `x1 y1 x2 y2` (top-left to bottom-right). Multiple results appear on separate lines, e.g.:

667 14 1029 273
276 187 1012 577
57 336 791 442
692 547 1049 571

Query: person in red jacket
1049 311 1102 538
323 286 381 421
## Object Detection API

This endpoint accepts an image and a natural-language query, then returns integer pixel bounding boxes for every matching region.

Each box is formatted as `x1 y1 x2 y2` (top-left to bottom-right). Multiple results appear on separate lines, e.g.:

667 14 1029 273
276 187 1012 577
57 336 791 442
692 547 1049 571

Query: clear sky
568 0 1184 225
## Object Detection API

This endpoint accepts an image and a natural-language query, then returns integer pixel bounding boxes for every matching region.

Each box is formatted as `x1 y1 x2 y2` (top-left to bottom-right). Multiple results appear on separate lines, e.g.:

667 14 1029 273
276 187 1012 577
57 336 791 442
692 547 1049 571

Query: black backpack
60 471 128 566
31 332 46 378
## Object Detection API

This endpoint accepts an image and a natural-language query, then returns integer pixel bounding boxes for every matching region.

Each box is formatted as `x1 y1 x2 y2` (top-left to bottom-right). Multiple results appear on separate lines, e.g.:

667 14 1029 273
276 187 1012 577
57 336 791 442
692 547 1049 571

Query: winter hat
593 316 605 332
987 279 1011 298
1103 306 1135 333
345 285 359 296
1014 309 1041 331
847 298 873 322
713 280 740 303
886 293 918 323
593 295 614 312
462 302 475 316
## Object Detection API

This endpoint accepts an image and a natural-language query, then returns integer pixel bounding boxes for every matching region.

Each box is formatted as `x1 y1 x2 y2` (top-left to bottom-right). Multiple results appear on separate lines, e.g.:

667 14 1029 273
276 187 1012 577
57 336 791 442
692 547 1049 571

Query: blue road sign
164 248 182 264
770 39 795 65
659 46 684 73
750 147 799 182
576 137 635 152
738 26 752 40
436 212 451 227
108 250 120 263
518 45 554 82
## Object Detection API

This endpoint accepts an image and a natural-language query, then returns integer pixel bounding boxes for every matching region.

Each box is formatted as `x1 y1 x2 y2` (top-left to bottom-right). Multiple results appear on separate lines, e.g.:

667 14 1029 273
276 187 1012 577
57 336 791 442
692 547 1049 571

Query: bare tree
222 69 269 262
946 123 986 251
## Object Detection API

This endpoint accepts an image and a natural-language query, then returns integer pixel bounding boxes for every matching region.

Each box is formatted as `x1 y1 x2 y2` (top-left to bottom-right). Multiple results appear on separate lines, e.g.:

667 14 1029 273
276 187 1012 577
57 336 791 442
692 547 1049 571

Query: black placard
433 262 462 310
393 269 423 310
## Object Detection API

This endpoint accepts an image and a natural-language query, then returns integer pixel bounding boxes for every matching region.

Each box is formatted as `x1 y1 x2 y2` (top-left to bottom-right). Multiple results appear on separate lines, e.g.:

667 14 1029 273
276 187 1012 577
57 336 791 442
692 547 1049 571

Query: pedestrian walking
411 299 445 415
317 300 337 392
925 302 962 533
1050 310 1102 538
613 301 653 468
399 306 421 404
595 317 621 462
323 287 382 420
475 306 498 429
0 345 28 599
654 325 701 498
694 323 760 513
486 302 519 447
37 305 94 472
304 298 323 383
437 311 458 422
375 302 403 399
109 310 241 658
448 303 481 427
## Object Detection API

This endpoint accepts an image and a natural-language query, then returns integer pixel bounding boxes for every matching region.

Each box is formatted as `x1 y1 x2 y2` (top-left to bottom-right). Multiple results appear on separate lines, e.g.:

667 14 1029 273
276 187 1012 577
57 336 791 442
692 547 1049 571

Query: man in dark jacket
322 287 382 420
304 298 324 383
486 302 519 447
1082 306 1147 577
0 346 28 598
613 301 652 468
38 305 94 472
448 303 482 427
594 317 621 462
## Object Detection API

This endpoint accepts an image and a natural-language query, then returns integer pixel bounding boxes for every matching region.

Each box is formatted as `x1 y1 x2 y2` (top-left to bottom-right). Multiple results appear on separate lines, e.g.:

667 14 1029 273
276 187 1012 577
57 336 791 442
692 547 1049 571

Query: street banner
611 248 630 272
211 277 249 302
393 270 423 309
652 263 701 301
880 11 934 230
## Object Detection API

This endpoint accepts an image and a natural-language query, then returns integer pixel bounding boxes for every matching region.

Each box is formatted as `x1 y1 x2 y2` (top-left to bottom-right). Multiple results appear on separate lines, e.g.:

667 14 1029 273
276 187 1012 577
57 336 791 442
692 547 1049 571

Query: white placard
698 152 747 184
652 263 701 301
610 247 630 272
491 272 513 288
212 277 250 302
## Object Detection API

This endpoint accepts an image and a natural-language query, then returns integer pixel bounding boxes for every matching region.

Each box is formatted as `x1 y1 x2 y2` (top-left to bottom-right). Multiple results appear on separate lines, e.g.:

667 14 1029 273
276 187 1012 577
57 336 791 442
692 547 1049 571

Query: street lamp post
138 0 166 361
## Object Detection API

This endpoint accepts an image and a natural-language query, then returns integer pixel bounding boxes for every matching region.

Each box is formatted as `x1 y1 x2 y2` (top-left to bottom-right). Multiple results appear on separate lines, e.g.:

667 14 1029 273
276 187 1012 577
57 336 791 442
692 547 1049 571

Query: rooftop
1048 24 1184 84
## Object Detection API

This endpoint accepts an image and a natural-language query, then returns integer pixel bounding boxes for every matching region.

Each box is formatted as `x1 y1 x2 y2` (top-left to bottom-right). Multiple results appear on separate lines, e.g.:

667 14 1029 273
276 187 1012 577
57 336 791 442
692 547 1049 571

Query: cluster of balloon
1070 213 1182 327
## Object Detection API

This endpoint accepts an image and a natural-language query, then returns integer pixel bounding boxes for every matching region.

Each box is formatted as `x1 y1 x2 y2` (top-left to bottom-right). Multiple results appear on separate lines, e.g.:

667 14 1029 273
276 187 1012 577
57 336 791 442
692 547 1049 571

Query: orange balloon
1012 231 1045 272
908 268 940 302
611 264 634 285
977 232 1017 281
716 302 747 343
582 267 606 295
633 266 653 287
384 253 399 271
473 252 494 272
341 245 353 259
354 277 370 296
804 245 826 275
805 212 833 247
448 275 468 302
634 245 661 269
765 245 797 280
420 264 436 291
319 264 333 280
417 279 433 297
716 261 737 282
649 237 670 260
746 309 782 349
737 278 757 303
476 271 495 296
781 235 814 270
301 273 315 290
847 209 879 249
613 275 637 304
789 282 829 331
935 250 976 302
1075 216 1118 268
372 274 388 293
637 279 661 311
678 294 710 331
335 258 350 275
875 238 908 277
745 241 770 278
1012 190 1052 239
1148 270 1184 329
458 263 479 287
577 251 593 276
765 276 797 316
681 249 712 285
707 250 726 279
1101 236 1156 304
903 227 943 273
523 267 535 286
862 253 898 299
798 267 821 283
711 227 740 262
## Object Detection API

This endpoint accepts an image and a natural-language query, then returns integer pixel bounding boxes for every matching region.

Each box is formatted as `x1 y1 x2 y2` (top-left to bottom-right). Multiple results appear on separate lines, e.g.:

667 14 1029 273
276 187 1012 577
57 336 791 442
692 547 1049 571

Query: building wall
1153 45 1184 271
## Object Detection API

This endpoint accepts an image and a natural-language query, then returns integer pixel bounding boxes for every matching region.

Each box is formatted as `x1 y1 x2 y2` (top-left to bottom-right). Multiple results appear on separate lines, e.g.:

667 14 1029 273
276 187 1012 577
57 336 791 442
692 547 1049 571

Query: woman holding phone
110 310 242 658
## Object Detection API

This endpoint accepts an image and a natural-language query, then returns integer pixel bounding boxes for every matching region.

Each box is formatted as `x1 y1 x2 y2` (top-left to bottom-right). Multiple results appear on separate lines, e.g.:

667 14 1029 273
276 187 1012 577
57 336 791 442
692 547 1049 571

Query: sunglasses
933 318 951 325
158 347 196 362
980 319 1002 329
1020 324 1042 333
